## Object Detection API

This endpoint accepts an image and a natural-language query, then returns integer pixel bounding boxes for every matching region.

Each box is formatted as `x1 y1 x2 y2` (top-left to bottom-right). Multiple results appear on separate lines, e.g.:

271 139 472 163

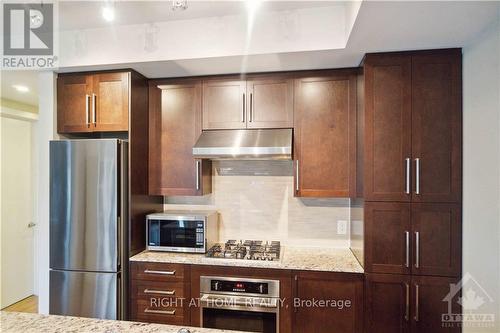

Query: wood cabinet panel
294 271 364 333
411 204 461 277
364 54 412 201
130 262 191 326
57 71 130 133
57 74 93 133
411 51 462 203
93 72 129 132
149 80 211 196
246 76 293 128
365 202 411 275
365 273 411 333
202 79 246 129
411 276 461 333
131 262 187 282
294 72 357 197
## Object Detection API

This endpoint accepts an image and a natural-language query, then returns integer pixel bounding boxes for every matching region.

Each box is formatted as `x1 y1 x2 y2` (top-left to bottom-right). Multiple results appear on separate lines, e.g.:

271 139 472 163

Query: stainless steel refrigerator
49 139 128 320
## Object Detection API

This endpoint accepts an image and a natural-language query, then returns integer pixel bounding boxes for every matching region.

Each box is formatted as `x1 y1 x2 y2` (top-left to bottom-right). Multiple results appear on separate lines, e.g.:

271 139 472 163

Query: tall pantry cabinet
362 49 463 333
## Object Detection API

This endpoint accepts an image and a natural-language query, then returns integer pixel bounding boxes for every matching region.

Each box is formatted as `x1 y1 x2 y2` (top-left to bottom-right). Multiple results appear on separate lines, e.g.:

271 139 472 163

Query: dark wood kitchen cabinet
365 273 411 333
363 49 462 203
57 74 93 133
246 75 294 129
202 75 293 130
411 53 462 203
365 274 461 333
363 54 412 202
411 203 461 277
57 71 129 133
92 72 129 132
149 79 211 196
130 262 191 325
365 202 411 275
294 70 357 197
365 202 461 278
293 271 364 333
202 78 246 130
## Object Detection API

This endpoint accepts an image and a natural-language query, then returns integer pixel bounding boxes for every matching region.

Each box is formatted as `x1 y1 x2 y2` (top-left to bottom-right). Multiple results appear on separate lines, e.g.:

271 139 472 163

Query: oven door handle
200 294 278 309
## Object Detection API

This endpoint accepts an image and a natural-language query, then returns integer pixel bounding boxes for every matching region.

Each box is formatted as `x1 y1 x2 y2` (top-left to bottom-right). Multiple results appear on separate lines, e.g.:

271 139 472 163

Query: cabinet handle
414 231 420 268
91 93 97 125
250 93 253 122
242 93 246 123
295 160 299 192
404 283 410 321
405 158 410 194
294 275 298 313
144 269 176 275
414 284 419 322
144 308 176 315
85 94 90 127
415 158 420 194
195 160 201 191
405 231 410 268
144 289 175 295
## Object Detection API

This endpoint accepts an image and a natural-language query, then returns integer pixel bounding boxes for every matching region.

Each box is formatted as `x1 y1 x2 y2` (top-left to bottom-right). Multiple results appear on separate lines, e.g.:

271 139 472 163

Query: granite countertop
0 311 247 333
130 246 364 274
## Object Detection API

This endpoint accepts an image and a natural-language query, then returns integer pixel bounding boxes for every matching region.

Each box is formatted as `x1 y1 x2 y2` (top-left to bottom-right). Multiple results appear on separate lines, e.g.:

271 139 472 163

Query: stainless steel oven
200 276 280 333
146 211 218 253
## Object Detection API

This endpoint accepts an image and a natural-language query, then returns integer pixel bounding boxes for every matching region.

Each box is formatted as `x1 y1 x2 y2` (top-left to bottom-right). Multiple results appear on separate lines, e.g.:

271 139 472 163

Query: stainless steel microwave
146 211 218 253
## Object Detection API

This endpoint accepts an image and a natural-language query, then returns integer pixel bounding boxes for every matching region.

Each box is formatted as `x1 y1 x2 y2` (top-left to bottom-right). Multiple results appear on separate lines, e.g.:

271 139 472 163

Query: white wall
34 72 57 314
58 5 348 70
462 10 500 332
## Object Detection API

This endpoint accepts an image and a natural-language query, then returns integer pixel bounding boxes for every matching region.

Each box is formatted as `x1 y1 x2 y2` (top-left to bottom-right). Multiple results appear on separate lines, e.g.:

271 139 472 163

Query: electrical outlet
337 220 347 235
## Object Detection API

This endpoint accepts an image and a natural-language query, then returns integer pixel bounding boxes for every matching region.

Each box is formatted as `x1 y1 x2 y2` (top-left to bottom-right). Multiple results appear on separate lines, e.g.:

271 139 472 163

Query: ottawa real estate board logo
2 2 57 69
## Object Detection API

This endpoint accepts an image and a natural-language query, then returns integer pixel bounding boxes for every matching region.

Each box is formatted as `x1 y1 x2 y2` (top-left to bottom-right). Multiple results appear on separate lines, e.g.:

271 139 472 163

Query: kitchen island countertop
0 311 247 333
130 246 364 274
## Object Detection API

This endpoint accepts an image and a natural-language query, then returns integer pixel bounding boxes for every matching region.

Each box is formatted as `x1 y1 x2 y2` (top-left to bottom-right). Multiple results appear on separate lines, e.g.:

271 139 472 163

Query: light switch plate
337 220 347 235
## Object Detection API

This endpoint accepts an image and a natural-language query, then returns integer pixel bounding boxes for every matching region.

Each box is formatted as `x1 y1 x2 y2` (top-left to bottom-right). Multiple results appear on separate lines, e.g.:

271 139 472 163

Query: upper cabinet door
149 80 211 196
364 54 412 202
246 76 293 128
411 51 462 203
294 72 357 197
202 79 246 130
365 202 411 275
57 75 93 133
411 203 461 277
93 72 130 132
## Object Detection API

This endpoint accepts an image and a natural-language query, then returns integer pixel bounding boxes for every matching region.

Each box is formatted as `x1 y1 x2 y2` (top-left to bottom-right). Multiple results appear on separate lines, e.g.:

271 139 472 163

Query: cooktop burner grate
206 240 281 261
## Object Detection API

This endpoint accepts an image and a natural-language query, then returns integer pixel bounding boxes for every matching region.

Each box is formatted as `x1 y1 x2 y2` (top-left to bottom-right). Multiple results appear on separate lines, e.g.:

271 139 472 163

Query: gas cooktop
206 240 281 261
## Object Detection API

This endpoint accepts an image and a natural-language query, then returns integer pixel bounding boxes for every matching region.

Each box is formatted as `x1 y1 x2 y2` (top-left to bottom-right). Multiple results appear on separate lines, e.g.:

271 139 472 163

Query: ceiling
2 1 499 107
1 71 40 107
58 1 336 31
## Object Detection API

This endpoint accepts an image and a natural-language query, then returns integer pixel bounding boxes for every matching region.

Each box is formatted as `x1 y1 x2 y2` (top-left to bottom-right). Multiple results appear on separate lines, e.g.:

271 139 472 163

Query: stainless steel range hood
193 129 292 160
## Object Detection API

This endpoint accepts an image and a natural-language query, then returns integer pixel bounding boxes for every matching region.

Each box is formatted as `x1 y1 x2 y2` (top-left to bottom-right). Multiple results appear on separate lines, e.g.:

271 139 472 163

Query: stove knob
214 281 220 291
259 284 264 294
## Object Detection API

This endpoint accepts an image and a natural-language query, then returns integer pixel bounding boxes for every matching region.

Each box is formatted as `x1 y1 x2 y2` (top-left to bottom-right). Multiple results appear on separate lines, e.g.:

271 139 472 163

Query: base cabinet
365 274 461 333
293 271 364 333
130 262 191 326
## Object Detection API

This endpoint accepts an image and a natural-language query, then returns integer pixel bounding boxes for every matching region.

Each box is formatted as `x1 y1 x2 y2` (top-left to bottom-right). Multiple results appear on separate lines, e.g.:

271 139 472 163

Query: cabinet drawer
134 280 185 298
132 262 185 281
135 298 185 325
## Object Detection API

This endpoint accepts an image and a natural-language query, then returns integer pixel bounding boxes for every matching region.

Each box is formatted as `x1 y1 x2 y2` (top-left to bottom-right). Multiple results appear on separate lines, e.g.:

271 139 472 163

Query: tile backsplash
165 161 351 248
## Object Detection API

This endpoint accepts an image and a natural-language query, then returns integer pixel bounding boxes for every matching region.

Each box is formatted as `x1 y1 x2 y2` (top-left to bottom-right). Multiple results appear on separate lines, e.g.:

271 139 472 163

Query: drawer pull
144 288 175 295
144 269 176 275
144 308 176 315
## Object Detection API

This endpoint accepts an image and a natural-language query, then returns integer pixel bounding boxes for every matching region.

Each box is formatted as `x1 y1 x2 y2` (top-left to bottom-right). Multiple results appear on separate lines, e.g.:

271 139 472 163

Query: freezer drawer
50 270 119 320
50 139 120 272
